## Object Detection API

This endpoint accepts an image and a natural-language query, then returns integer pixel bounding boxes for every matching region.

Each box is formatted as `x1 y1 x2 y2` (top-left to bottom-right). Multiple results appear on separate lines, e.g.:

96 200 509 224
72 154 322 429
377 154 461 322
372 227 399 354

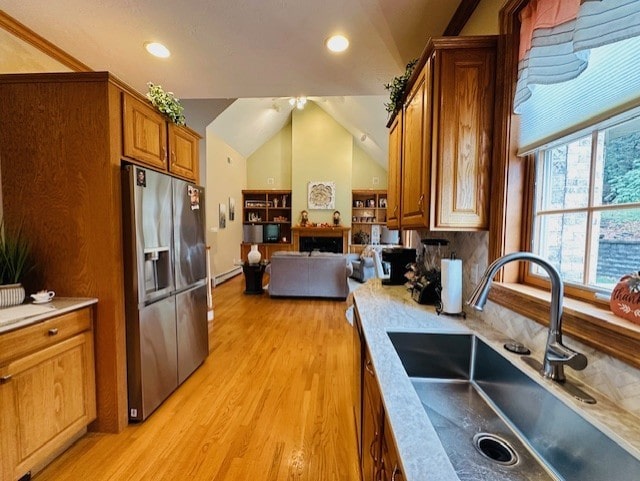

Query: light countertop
353 279 640 481
0 297 98 334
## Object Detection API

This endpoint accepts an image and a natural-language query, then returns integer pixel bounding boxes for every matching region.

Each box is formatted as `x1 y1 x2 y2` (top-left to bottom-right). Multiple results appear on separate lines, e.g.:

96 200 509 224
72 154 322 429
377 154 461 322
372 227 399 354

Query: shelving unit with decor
241 190 293 261
351 190 387 251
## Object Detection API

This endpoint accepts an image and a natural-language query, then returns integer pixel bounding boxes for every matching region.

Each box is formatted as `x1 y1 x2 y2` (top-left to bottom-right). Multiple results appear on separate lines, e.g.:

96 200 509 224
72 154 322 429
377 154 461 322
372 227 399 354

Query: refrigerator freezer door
173 179 207 291
127 296 178 421
123 165 175 306
176 283 209 384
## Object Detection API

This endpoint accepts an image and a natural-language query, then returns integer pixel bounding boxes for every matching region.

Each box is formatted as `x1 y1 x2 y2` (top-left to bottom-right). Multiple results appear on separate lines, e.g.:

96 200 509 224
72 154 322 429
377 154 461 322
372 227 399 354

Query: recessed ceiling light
326 35 349 53
144 42 171 58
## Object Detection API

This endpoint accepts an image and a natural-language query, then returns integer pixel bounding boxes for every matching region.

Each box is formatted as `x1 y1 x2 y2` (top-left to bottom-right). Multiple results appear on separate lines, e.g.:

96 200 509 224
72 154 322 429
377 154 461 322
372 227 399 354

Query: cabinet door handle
161 146 167 161
418 194 425 211
171 151 177 166
48 328 59 336
375 462 386 481
0 375 12 384
365 359 374 376
393 205 398 215
392 464 403 480
369 431 380 461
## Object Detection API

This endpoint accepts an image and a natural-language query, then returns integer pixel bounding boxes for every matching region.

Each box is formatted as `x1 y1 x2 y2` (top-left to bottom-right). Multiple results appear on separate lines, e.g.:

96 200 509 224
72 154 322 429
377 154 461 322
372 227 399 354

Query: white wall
205 131 246 281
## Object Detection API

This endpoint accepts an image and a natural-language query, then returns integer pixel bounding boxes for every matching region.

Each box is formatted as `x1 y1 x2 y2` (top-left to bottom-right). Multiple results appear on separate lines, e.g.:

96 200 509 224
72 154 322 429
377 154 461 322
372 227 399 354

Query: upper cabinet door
386 114 402 230
401 62 431 229
168 124 199 182
122 93 167 170
431 46 496 230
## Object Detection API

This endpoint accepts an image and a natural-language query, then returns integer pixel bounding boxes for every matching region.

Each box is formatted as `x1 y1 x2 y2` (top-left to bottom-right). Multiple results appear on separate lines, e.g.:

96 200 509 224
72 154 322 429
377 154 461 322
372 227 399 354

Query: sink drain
473 433 519 466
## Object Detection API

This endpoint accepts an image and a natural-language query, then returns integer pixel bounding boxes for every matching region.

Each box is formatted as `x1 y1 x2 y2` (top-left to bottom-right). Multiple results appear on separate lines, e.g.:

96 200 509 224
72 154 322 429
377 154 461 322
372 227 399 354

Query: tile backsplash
413 229 640 417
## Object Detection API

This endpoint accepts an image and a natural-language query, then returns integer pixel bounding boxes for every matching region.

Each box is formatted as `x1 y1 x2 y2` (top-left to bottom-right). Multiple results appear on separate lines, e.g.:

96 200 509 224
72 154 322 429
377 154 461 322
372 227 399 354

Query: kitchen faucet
467 252 588 383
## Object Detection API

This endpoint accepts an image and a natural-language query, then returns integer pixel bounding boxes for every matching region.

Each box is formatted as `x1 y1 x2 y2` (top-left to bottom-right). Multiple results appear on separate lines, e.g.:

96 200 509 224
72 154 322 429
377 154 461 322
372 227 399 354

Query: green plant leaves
0 221 33 285
384 58 418 114
146 82 186 126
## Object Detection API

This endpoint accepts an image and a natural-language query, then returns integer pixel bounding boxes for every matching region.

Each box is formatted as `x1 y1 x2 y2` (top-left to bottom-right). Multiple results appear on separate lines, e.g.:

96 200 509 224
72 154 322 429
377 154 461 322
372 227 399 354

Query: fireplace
291 227 350 254
300 236 342 253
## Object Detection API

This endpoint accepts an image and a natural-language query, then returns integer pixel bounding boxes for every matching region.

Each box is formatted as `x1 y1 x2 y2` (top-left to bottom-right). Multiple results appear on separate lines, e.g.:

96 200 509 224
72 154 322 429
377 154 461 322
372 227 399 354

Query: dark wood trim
488 0 529 282
0 10 92 72
490 283 640 370
443 0 482 36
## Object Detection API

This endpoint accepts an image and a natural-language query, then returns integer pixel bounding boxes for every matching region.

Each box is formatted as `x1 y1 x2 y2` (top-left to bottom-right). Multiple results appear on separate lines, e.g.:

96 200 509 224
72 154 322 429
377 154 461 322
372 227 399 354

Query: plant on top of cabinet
384 58 418 117
146 82 186 125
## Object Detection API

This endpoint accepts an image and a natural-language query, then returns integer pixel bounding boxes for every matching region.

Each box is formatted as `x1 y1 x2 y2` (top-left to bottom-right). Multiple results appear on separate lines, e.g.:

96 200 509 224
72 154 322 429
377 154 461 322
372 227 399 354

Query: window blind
518 35 640 154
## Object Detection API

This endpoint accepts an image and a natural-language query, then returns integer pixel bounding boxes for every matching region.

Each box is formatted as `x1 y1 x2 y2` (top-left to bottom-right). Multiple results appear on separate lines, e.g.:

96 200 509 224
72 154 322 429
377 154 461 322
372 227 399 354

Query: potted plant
0 222 33 307
384 58 418 117
146 82 186 126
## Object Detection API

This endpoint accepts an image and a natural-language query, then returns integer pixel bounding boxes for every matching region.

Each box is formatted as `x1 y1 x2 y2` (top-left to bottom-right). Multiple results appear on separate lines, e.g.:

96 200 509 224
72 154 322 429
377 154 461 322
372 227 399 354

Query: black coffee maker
381 247 417 285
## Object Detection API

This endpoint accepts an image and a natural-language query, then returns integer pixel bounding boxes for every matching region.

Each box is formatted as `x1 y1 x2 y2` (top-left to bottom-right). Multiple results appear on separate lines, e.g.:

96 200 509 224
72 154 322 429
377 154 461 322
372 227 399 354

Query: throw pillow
360 245 374 259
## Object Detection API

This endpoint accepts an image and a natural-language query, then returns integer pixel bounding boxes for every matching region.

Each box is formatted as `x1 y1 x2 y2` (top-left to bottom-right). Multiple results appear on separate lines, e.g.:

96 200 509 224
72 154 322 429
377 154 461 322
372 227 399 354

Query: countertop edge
353 280 640 481
0 297 98 334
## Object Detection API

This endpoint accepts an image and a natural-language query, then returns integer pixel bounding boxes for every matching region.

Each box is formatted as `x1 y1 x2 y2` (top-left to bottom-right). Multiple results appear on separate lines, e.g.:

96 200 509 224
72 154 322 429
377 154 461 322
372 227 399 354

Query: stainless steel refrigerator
122 164 208 422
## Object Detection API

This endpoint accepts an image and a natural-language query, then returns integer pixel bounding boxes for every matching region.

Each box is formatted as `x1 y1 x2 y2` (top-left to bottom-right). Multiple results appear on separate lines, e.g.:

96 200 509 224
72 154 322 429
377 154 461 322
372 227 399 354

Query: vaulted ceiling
1 1 469 167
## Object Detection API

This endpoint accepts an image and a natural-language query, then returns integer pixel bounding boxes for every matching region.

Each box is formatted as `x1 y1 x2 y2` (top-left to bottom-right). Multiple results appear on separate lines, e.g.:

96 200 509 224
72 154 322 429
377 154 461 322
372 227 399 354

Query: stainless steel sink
388 332 640 481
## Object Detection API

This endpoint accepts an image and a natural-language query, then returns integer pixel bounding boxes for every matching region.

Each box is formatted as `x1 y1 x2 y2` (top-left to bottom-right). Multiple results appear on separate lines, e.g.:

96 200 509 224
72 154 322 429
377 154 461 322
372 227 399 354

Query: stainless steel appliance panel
173 178 206 291
125 165 175 306
127 296 178 421
176 283 209 384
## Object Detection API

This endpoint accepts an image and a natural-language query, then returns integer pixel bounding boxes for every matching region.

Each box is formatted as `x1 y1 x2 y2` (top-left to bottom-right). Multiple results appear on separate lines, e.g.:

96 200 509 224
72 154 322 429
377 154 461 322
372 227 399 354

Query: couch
347 245 393 282
265 251 353 299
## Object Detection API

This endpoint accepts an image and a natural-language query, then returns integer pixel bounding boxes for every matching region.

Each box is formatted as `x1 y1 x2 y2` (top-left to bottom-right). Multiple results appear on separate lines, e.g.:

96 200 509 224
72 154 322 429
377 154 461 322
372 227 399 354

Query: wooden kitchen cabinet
0 72 152 433
168 123 200 181
361 345 383 481
381 416 403 481
389 36 497 231
401 63 431 229
0 306 96 481
122 93 168 170
123 92 200 182
354 302 403 481
430 41 496 230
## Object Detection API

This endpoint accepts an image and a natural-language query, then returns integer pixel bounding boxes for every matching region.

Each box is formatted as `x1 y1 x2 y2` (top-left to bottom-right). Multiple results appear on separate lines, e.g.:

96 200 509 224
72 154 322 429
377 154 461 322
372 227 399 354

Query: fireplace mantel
292 226 350 253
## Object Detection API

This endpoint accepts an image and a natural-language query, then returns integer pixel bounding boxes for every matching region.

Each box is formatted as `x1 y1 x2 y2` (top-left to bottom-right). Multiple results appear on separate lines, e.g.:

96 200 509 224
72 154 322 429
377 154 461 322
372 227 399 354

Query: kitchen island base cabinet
0 307 96 481
355 302 403 481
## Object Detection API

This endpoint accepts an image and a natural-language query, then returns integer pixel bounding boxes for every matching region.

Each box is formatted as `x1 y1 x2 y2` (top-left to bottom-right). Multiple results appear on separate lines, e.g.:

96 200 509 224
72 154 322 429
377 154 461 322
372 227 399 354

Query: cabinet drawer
0 308 92 365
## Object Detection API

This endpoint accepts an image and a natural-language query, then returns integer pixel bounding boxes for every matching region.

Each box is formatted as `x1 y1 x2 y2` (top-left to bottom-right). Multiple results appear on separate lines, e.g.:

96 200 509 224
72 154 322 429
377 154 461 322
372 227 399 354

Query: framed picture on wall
229 197 235 221
219 203 227 229
307 181 335 209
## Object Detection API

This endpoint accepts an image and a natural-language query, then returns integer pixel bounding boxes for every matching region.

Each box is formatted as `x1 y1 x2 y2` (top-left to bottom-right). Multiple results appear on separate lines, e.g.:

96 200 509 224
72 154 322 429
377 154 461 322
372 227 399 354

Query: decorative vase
610 275 640 325
247 244 262 265
0 283 26 308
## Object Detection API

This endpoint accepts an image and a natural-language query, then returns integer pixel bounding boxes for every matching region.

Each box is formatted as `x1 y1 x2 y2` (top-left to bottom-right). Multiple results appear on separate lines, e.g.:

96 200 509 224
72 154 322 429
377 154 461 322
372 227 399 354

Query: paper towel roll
441 258 462 314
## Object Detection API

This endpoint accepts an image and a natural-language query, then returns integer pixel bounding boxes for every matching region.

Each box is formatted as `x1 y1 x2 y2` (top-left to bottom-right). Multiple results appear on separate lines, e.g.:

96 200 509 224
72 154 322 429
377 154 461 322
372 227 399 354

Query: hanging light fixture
289 97 307 110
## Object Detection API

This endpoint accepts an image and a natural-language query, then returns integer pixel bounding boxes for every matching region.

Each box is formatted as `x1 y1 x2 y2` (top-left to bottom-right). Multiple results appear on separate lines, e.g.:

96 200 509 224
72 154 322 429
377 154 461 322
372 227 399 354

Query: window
528 116 640 297
489 0 640 370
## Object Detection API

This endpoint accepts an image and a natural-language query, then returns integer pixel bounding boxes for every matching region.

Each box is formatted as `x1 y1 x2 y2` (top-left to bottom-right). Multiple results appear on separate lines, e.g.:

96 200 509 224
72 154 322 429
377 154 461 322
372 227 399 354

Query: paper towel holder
435 252 467 318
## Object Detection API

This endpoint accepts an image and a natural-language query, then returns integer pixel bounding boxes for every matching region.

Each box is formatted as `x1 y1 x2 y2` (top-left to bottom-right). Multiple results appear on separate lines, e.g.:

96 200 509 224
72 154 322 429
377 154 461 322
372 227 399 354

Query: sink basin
388 332 640 481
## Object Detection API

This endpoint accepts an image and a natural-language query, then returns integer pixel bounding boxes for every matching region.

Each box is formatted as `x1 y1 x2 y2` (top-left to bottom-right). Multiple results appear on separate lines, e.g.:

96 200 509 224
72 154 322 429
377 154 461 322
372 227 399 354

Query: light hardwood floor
34 276 360 480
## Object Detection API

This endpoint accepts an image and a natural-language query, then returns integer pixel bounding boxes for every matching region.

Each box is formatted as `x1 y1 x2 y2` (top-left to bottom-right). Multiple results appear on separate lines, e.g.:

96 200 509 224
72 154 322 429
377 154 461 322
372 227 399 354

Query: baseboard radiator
214 266 242 286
